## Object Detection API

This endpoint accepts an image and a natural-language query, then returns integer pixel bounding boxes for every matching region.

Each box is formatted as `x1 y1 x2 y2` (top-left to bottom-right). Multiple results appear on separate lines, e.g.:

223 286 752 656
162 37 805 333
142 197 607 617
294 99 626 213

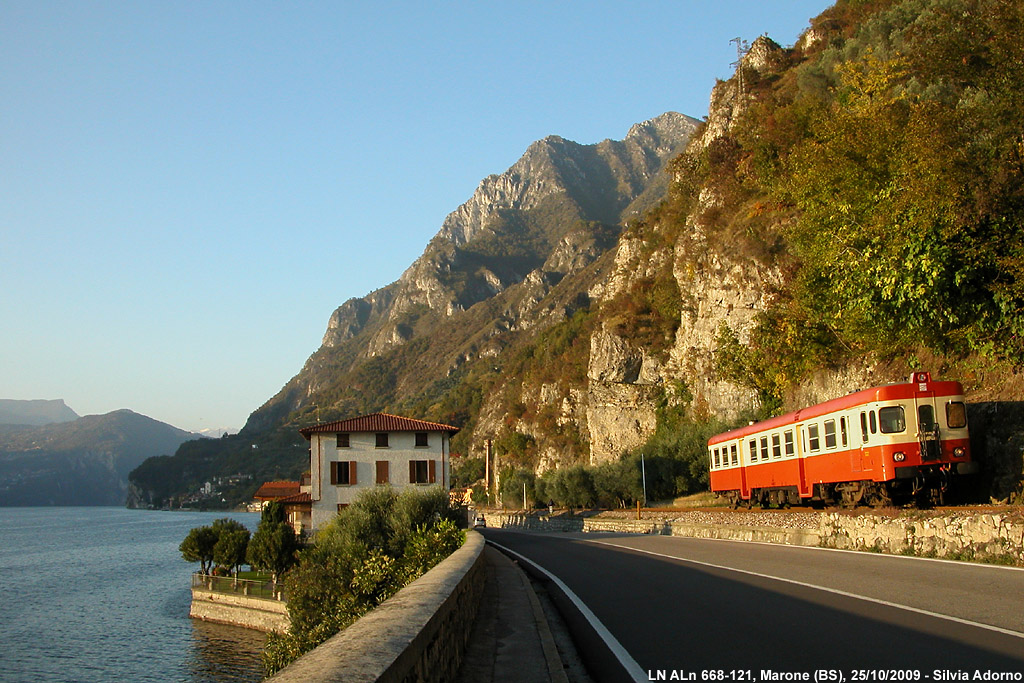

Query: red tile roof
253 481 301 500
277 492 312 505
299 412 460 439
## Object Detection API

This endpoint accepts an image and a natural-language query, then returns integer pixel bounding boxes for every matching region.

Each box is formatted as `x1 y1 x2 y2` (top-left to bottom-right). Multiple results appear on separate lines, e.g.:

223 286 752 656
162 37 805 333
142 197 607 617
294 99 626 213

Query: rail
191 572 286 601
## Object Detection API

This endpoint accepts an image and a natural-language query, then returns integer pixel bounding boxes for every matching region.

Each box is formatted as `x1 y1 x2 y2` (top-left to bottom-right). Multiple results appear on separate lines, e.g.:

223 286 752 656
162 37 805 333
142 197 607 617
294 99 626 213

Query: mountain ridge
0 409 196 506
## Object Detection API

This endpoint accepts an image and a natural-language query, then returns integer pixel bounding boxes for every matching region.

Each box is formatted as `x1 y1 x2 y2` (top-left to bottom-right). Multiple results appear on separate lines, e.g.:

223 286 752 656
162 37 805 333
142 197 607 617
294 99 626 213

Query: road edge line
487 539 648 683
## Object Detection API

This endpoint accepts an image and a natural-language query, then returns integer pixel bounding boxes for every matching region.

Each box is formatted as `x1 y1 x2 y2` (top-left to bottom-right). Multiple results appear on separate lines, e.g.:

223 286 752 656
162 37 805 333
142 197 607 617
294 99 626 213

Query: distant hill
0 399 79 426
0 410 196 506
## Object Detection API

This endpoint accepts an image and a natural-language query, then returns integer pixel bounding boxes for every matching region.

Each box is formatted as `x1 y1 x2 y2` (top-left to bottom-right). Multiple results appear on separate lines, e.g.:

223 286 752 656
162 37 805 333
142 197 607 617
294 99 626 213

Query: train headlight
953 447 965 458
893 452 906 462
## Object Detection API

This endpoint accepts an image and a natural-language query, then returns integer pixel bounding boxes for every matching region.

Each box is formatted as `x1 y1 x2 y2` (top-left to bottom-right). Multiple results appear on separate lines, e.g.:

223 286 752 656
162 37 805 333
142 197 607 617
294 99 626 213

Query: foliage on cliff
692 0 1024 407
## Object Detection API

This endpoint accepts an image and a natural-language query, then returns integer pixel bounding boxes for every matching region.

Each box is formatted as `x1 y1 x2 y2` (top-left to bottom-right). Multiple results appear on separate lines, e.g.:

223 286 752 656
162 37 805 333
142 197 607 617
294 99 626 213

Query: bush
262 487 464 676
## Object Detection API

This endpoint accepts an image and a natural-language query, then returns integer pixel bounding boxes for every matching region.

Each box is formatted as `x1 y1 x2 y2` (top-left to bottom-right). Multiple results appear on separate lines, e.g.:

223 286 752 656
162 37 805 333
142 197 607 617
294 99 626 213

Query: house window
376 460 390 485
337 503 349 512
337 433 350 448
330 461 357 486
376 433 389 448
409 459 435 484
415 432 429 447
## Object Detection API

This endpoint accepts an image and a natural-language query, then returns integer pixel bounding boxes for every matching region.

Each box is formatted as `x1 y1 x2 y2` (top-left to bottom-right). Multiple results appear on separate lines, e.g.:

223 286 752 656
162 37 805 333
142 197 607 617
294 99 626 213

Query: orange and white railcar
708 372 978 507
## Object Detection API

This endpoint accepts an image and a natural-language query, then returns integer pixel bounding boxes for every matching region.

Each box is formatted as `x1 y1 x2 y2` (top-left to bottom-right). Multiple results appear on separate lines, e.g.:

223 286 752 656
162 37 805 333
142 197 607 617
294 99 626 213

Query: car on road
472 514 486 529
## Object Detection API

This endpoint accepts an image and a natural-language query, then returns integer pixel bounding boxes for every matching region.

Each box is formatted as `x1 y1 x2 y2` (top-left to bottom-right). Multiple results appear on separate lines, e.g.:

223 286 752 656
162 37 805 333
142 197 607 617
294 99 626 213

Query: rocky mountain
0 399 79 426
244 111 700 435
132 0 1024 507
0 410 195 506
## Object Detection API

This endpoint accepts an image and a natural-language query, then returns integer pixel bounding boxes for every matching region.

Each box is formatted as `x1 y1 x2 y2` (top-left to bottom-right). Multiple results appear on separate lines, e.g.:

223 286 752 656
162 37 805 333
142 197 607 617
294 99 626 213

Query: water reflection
187 620 267 683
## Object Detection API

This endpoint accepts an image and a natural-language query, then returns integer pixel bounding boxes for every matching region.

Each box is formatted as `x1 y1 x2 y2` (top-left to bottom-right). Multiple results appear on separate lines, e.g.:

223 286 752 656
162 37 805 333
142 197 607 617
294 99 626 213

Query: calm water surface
0 507 266 683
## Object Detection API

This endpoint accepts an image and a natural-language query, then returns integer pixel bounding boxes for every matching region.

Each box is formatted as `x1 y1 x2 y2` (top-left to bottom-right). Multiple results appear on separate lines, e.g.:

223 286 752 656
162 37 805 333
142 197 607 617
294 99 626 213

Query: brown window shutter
376 460 389 484
428 459 436 484
348 461 358 486
409 460 416 483
330 462 338 485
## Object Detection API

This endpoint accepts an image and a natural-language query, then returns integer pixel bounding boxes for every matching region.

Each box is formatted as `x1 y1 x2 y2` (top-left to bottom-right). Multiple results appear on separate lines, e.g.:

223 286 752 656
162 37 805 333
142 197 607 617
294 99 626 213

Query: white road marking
587 538 1024 640
487 539 648 683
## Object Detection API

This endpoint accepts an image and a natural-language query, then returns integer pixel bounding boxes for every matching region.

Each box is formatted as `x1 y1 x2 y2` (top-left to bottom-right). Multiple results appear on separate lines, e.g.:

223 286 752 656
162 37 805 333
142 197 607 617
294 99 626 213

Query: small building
253 480 301 506
299 412 460 531
252 473 313 535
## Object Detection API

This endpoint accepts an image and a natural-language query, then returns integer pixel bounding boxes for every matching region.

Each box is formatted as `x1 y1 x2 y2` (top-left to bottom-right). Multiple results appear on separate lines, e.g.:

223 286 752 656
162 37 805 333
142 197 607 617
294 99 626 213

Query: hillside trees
704 0 1024 405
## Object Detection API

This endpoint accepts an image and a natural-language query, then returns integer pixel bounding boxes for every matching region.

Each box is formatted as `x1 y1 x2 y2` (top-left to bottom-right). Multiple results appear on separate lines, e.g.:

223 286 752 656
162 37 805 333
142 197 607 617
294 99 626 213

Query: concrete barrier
268 530 487 683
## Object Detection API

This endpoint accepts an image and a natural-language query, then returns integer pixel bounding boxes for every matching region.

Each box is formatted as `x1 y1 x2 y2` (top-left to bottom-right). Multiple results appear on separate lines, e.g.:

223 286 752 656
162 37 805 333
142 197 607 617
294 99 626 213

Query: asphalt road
483 529 1024 682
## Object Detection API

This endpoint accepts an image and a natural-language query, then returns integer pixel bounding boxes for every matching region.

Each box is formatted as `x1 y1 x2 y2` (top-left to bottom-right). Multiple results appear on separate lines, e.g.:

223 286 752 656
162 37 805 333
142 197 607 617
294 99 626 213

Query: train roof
708 373 964 445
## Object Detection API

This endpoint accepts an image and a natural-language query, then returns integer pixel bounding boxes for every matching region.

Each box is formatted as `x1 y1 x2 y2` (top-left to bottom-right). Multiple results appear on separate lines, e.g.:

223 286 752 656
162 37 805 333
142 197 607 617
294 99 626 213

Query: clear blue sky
1 1 833 433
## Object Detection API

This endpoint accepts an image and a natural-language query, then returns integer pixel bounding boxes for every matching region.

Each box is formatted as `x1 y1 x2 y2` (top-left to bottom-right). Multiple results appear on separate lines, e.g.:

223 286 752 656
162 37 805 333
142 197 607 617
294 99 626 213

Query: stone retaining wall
190 589 290 634
486 509 1024 564
268 530 487 683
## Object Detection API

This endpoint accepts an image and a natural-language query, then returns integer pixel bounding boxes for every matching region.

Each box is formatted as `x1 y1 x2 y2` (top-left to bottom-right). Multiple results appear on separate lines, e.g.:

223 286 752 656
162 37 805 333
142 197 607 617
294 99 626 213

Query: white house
299 412 460 531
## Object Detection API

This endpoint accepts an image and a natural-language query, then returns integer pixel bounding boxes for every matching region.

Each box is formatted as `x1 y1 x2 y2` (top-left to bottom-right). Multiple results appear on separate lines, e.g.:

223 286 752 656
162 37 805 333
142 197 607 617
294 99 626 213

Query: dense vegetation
696 0 1024 407
263 486 463 676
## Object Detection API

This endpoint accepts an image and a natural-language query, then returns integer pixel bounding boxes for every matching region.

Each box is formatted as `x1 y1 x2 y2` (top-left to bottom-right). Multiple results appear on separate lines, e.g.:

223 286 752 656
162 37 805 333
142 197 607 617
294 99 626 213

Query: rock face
250 111 701 433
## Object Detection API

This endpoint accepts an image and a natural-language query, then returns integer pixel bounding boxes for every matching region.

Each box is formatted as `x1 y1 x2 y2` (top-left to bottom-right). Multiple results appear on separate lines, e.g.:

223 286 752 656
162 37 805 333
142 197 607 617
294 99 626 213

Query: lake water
0 507 267 683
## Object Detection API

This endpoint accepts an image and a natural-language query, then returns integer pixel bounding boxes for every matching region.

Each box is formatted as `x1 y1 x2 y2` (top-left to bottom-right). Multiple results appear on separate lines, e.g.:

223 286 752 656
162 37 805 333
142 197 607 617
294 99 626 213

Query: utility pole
641 453 648 507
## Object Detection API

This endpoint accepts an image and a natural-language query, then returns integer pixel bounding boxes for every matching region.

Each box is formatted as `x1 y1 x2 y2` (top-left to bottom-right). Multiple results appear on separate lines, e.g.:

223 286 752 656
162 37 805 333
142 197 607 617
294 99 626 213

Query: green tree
263 487 464 676
246 502 299 582
213 527 250 578
179 525 217 574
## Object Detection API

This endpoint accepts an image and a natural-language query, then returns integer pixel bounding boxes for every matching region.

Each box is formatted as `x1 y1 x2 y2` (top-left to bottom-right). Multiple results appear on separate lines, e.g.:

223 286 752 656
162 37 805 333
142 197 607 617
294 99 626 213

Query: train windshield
946 401 967 429
879 406 906 433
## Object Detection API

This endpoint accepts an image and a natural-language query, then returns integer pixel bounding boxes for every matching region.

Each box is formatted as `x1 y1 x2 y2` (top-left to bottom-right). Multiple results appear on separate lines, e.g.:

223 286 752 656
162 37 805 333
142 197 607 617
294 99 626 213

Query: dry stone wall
484 509 1024 565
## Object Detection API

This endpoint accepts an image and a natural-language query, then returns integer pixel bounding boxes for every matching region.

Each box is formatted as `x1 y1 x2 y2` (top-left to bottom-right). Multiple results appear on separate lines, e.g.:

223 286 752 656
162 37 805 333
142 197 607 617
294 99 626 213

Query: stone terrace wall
485 509 1024 565
190 588 289 633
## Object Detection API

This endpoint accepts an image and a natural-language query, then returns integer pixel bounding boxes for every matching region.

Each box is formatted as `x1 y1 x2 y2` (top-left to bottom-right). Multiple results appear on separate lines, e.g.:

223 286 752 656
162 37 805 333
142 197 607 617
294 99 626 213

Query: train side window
807 424 820 452
772 433 781 459
860 412 869 443
784 430 794 457
840 417 849 447
946 401 967 429
824 420 837 449
759 436 769 460
712 448 719 468
879 406 906 433
749 439 757 463
869 411 877 434
730 444 738 466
